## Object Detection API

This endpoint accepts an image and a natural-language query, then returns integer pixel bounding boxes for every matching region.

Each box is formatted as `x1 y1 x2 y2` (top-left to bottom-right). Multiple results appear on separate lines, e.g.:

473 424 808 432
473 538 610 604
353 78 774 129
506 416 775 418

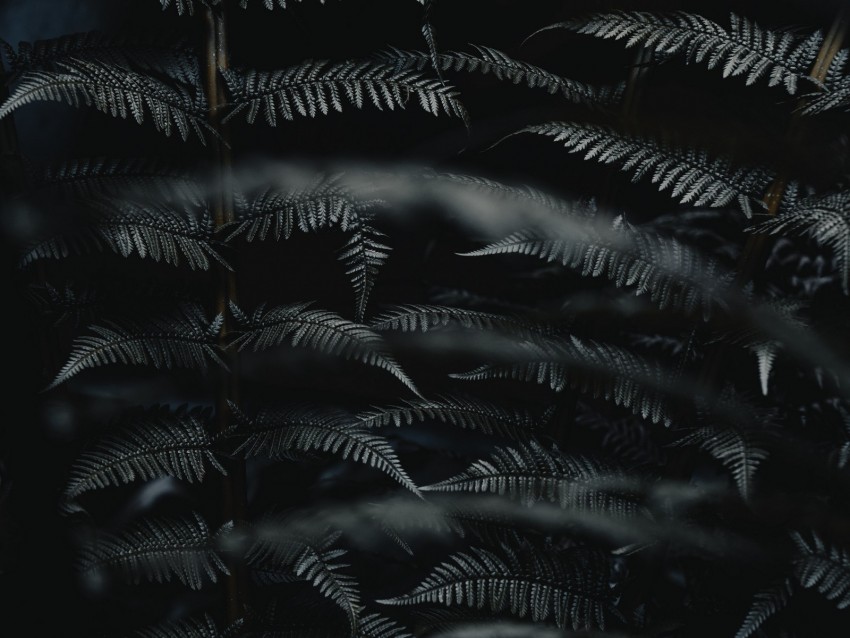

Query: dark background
2 0 849 635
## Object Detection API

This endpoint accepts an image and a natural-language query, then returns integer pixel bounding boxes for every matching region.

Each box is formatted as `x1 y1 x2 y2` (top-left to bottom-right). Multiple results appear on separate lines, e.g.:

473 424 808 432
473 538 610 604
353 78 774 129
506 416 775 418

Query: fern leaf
248 524 361 631
49 305 226 389
421 440 637 517
752 192 850 293
370 304 549 337
20 199 227 271
226 175 380 241
358 395 537 440
735 580 793 638
5 31 199 86
134 614 224 638
40 158 203 204
227 177 388 320
511 121 778 217
230 302 419 395
791 532 850 609
230 403 419 493
65 406 225 500
801 74 850 114
79 513 230 590
675 426 769 500
379 45 623 105
377 543 619 630
357 613 414 638
222 60 468 126
565 11 822 94
452 337 672 426
461 218 728 318
0 59 208 141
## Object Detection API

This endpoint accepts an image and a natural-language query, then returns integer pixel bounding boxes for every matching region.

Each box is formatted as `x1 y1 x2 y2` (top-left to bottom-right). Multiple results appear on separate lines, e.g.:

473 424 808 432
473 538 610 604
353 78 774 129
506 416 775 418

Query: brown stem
202 5 247 626
699 11 848 391
736 9 848 284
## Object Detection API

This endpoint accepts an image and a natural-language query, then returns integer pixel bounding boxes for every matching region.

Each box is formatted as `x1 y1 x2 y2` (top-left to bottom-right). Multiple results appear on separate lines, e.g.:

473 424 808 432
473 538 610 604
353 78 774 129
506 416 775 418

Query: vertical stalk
699 10 848 389
202 4 247 626
736 9 848 282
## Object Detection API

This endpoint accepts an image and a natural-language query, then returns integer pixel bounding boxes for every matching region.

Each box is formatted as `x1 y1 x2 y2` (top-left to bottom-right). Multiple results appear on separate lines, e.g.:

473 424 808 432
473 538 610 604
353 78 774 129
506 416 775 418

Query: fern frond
248 525 361 631
134 614 224 638
801 75 850 114
227 177 388 321
752 192 850 293
230 403 419 493
422 440 637 517
40 158 202 204
79 513 230 590
357 613 414 638
65 406 225 500
565 12 822 94
452 337 672 426
461 219 728 318
378 543 618 630
49 305 225 389
511 121 778 217
20 199 227 271
358 395 537 440
226 175 381 241
5 31 198 84
792 532 850 609
370 304 549 337
674 426 769 500
0 59 208 141
735 580 793 638
222 60 468 126
378 45 623 105
230 302 418 395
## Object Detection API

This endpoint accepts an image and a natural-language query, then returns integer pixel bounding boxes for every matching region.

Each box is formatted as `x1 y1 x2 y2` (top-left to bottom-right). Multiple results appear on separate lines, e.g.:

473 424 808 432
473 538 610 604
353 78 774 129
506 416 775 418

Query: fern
225 175 382 241
674 426 769 500
370 304 550 337
735 580 793 638
248 525 361 631
377 45 623 105
0 59 209 141
133 614 225 638
461 218 728 318
49 305 226 389
452 337 673 426
564 11 824 94
222 60 468 126
79 513 231 590
39 158 203 204
356 613 414 638
229 403 420 493
227 178 389 321
801 74 850 114
229 301 419 395
509 121 781 218
358 395 537 440
791 532 850 609
65 406 225 501
20 199 227 271
421 440 637 518
3 31 198 84
377 543 619 630
752 192 850 294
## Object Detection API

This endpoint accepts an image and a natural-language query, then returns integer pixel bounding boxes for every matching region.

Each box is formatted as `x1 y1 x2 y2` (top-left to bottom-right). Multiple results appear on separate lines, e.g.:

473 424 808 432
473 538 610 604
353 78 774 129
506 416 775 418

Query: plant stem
699 10 848 390
202 4 247 626
736 9 848 282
